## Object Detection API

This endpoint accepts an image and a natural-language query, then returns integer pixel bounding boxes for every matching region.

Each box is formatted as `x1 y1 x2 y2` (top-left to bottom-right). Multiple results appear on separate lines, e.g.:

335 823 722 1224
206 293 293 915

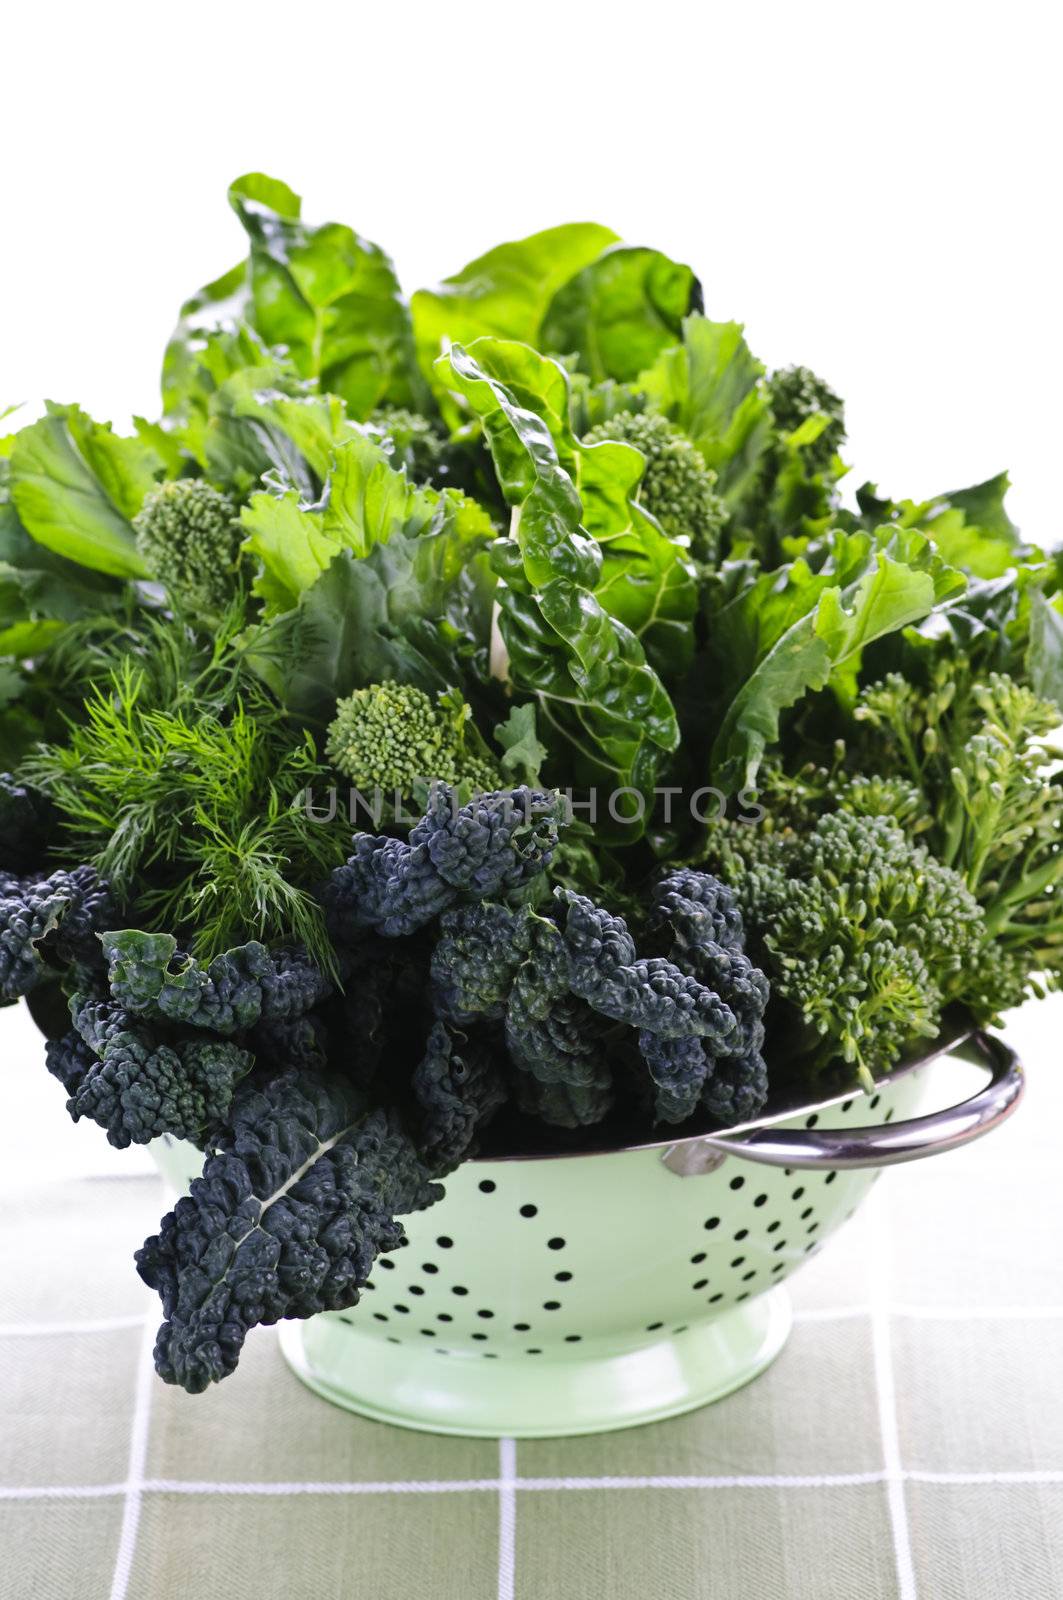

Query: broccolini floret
766 365 846 473
701 809 998 1083
133 479 243 613
326 683 499 801
368 406 449 485
583 409 727 563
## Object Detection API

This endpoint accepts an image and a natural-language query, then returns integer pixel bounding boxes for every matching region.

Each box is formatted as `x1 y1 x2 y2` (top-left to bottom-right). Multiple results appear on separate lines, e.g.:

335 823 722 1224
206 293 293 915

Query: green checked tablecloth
2 997 1061 1600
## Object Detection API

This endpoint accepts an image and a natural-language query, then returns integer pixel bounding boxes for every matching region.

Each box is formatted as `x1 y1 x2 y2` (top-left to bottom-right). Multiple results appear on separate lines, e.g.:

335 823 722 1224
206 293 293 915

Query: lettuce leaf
854 472 1032 580
240 432 441 614
163 174 424 424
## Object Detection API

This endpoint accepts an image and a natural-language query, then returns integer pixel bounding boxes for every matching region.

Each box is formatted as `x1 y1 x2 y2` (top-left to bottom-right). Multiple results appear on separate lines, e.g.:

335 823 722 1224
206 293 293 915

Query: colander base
278 1286 793 1438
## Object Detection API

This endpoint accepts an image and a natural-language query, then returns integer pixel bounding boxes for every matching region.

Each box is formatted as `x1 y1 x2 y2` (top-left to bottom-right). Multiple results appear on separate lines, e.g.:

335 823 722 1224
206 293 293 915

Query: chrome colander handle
662 1031 1024 1175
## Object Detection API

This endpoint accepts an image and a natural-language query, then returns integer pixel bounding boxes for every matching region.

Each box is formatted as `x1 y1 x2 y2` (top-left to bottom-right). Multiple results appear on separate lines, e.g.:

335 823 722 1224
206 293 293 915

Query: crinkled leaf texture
136 1070 441 1392
435 342 678 807
101 932 331 1035
448 337 697 683
240 426 496 718
47 994 253 1149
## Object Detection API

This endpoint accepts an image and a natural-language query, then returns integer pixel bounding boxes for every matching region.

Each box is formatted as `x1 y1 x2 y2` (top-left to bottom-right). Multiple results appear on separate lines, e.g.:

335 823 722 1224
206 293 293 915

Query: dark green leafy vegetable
136 1071 440 1391
3 174 1059 1399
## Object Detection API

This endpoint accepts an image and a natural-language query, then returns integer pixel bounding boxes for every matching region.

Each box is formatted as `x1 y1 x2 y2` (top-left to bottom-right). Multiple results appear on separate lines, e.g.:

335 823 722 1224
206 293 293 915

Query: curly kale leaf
637 1032 710 1122
431 903 525 1024
411 1021 507 1171
501 911 615 1122
700 1048 770 1125
0 866 115 1001
510 1070 614 1130
46 992 254 1148
323 786 562 942
101 932 331 1034
637 871 770 1123
556 889 742 1044
136 1070 441 1392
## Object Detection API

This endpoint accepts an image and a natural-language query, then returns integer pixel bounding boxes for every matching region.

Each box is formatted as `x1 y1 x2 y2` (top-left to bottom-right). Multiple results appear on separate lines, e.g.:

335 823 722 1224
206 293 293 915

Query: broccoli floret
766 365 846 473
368 407 449 485
326 683 499 803
136 1070 440 1391
133 479 243 613
583 410 727 563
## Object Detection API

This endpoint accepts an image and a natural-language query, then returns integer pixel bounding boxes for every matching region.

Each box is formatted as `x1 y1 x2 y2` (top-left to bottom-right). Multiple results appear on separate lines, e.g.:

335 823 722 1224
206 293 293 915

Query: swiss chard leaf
540 245 702 383
435 342 678 807
444 337 697 681
9 404 159 578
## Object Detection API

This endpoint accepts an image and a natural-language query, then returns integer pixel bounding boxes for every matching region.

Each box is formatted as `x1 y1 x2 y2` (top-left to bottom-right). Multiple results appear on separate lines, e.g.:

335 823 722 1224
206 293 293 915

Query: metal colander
152 1026 1022 1438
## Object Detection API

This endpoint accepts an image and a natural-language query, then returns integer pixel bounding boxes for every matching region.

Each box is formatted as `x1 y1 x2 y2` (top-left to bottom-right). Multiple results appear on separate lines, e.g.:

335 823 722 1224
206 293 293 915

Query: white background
4 0 1061 539
1 0 1060 1173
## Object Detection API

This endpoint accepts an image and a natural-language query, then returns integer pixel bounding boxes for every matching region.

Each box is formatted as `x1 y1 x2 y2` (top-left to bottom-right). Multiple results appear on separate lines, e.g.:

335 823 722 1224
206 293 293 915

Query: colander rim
473 1010 975 1164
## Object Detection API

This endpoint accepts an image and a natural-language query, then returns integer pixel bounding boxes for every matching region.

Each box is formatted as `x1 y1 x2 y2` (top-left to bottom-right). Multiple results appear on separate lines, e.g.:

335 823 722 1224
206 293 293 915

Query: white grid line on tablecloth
107 1317 157 1600
869 1190 918 1600
6 1469 1063 1503
4 1303 1063 1343
497 1438 516 1600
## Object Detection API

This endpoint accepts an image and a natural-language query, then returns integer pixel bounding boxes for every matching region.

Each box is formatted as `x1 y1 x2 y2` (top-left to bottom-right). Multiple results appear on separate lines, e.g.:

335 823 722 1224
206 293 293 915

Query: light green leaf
227 173 424 420
435 342 678 806
494 703 548 785
710 531 961 790
9 403 158 578
411 223 618 374
541 245 701 382
639 314 773 508
445 337 697 680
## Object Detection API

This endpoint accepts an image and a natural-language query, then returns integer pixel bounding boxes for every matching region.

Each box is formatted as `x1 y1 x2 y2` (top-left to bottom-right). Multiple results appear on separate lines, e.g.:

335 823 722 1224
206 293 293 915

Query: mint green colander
152 1026 1022 1438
